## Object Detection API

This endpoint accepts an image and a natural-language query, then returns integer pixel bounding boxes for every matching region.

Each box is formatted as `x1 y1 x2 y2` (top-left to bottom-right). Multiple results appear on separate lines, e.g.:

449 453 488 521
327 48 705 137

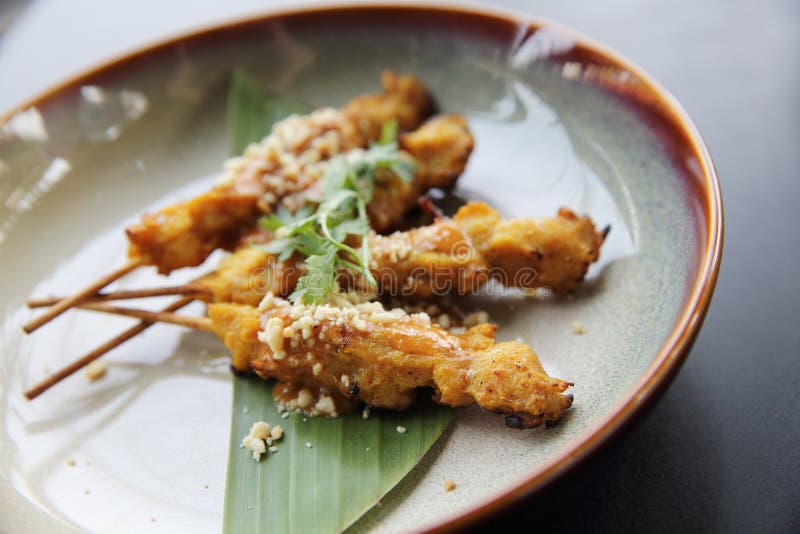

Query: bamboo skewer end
26 284 209 309
23 294 199 401
23 259 143 334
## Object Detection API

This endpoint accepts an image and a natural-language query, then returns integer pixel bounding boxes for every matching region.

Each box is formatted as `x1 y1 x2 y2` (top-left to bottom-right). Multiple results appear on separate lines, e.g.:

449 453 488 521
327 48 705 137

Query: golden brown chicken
191 200 606 306
280 114 474 233
453 201 608 293
208 297 573 428
125 71 450 274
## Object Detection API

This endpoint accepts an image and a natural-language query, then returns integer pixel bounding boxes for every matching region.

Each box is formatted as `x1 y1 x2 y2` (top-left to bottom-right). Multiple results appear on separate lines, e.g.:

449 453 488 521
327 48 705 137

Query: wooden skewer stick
27 285 209 308
24 295 199 400
75 302 214 331
23 260 142 334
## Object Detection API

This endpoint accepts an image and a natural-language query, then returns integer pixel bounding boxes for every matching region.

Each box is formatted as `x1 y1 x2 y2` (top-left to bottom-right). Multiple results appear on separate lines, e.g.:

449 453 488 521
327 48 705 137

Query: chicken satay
283 114 474 231
373 201 606 295
371 201 606 295
126 71 434 274
192 200 606 305
208 298 573 428
453 202 608 293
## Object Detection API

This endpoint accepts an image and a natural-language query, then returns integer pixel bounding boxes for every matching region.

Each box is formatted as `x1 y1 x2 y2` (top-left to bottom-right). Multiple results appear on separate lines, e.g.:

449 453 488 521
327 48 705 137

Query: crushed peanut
313 394 338 417
571 320 585 335
258 317 286 359
258 292 275 311
297 388 314 409
217 107 358 213
443 480 456 492
84 360 107 382
257 294 430 363
241 420 284 462
369 232 413 265
464 310 490 327
241 435 266 461
249 421 271 440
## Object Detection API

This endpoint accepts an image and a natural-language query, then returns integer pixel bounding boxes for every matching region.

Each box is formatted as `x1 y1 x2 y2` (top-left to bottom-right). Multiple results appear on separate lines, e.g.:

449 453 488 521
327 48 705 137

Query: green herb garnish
259 120 415 304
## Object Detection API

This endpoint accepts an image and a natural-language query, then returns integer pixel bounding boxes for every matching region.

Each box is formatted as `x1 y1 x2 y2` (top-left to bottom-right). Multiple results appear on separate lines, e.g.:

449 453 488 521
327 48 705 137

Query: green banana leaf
222 70 452 534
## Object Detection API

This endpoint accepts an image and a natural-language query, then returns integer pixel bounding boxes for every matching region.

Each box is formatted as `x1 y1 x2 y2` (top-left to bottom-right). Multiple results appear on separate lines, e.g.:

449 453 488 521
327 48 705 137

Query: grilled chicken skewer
27 294 573 427
23 110 472 335
23 71 439 333
32 199 606 310
191 200 607 306
126 71 445 274
208 296 573 428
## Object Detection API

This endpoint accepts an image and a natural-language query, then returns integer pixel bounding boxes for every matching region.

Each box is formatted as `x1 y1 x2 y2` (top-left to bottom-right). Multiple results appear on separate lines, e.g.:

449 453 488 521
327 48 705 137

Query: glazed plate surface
0 4 720 532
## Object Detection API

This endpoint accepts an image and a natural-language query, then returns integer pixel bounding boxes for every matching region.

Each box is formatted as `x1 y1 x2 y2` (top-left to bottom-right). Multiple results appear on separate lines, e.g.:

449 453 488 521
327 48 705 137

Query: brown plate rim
0 2 723 532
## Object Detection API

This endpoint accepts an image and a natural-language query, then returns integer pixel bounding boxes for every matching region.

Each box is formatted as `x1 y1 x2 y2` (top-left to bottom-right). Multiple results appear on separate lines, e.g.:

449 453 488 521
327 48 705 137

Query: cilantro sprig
259 120 414 304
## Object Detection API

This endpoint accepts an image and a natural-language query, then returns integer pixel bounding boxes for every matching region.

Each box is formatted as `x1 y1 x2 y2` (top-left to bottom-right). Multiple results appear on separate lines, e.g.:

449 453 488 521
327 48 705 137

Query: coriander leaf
379 118 398 145
259 205 313 231
259 215 284 232
322 157 352 201
331 218 368 242
262 239 295 261
255 120 415 304
293 228 329 257
291 245 338 304
389 157 416 183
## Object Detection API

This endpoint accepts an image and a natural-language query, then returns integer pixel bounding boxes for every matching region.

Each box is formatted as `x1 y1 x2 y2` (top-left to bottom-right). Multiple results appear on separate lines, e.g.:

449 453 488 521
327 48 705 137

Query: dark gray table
473 1 800 531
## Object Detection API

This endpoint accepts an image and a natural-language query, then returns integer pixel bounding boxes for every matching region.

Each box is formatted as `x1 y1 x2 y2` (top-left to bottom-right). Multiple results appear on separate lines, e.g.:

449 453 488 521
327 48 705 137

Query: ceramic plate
0 3 722 532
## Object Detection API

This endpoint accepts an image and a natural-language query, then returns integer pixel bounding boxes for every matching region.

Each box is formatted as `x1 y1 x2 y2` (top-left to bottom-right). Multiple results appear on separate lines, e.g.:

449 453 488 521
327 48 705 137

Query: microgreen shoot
258 120 414 304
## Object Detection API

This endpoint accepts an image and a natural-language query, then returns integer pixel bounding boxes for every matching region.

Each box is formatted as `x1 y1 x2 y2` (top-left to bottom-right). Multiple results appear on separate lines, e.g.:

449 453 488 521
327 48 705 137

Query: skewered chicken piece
126 71 440 274
291 113 474 233
208 297 573 428
192 200 606 306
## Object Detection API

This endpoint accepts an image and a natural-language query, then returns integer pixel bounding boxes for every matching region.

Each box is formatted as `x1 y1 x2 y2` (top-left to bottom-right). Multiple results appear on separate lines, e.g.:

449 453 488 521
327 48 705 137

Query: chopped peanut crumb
241 420 284 461
297 388 314 409
84 360 107 382
396 425 407 434
464 310 490 327
258 295 430 364
571 320 585 335
250 421 271 440
259 317 286 359
443 480 456 492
